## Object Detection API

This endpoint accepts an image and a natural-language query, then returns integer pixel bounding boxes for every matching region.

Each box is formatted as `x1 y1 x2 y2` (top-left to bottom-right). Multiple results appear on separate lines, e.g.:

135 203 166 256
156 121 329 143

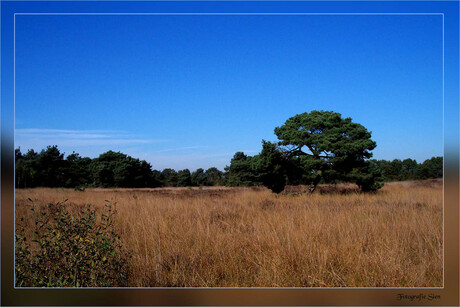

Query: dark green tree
386 159 403 181
282 156 313 185
225 152 261 187
274 110 382 192
401 158 418 181
418 157 443 179
36 146 67 187
151 170 163 187
177 169 192 186
161 168 178 187
65 152 92 187
204 167 225 186
346 160 384 192
191 168 207 186
90 151 155 188
15 148 25 188
20 149 40 188
252 141 286 193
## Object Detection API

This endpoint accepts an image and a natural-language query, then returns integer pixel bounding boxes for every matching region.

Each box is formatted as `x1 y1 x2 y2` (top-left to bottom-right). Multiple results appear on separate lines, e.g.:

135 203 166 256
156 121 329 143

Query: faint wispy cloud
16 128 122 134
15 128 168 149
151 146 209 153
14 128 258 170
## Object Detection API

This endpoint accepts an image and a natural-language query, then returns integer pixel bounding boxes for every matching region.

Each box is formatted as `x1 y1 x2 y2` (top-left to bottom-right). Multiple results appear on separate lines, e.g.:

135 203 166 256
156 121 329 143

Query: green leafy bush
15 200 130 287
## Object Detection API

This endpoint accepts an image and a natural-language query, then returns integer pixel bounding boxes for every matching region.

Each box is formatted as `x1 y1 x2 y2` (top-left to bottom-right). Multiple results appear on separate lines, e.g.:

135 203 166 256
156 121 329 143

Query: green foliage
418 157 443 179
15 145 230 188
90 151 156 188
37 146 67 187
191 168 207 186
16 146 65 188
346 160 385 192
225 141 287 193
252 141 287 193
160 168 179 187
204 167 225 186
223 110 441 193
15 147 159 189
275 110 376 160
177 169 192 186
375 159 410 181
373 157 442 182
66 152 92 187
282 157 313 185
401 158 419 180
190 168 225 186
274 110 381 192
15 201 130 287
14 133 442 190
225 152 261 187
151 170 163 187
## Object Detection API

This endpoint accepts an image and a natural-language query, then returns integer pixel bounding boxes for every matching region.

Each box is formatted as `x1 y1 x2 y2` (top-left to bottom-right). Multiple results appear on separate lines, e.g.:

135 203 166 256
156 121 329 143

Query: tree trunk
308 171 322 193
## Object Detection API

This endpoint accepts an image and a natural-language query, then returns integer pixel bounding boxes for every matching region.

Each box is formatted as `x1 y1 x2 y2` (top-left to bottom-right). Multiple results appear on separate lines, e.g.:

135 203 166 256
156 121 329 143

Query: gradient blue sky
15 13 443 170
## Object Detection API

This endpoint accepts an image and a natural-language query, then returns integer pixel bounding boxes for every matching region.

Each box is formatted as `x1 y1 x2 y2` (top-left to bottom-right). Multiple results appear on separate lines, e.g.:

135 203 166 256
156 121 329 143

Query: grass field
15 179 443 287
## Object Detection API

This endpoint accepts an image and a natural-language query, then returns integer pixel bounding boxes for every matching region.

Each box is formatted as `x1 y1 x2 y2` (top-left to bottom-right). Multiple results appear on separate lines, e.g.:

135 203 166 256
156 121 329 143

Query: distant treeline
15 146 442 189
372 157 442 182
15 146 224 188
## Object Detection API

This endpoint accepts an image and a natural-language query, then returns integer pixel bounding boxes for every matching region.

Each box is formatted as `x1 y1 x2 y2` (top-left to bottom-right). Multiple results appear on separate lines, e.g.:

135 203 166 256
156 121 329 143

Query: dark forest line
15 145 442 190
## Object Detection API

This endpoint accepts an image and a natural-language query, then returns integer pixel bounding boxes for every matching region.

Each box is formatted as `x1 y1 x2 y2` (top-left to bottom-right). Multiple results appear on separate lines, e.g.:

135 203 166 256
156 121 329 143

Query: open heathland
15 179 443 287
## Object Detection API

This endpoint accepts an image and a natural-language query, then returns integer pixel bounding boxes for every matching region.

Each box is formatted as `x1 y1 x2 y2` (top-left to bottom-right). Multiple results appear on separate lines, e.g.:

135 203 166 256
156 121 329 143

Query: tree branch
280 145 330 159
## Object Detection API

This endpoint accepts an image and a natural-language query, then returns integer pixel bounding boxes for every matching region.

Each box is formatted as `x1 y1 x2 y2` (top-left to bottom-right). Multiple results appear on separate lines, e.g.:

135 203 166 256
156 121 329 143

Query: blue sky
15 13 443 170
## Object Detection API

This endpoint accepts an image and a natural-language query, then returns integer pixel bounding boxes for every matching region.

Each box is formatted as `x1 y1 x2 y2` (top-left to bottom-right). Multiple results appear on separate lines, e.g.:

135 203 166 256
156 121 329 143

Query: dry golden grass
15 179 443 287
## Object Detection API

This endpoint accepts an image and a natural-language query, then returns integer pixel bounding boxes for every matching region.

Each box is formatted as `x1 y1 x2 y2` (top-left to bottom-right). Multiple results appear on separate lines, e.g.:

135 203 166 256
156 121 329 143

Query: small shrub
15 200 130 287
